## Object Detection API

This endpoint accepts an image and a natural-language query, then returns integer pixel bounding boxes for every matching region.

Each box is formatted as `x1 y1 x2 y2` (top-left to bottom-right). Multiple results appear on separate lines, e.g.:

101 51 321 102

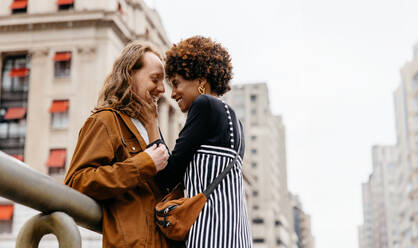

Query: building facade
223 82 299 248
292 194 315 248
0 0 184 246
358 146 398 248
392 43 418 248
359 43 418 248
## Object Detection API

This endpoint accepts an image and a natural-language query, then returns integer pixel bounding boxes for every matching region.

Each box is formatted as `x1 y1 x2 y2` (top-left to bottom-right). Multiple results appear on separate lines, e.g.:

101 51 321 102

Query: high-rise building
392 43 418 248
358 146 398 248
223 82 298 248
0 0 184 246
359 43 418 248
292 194 315 248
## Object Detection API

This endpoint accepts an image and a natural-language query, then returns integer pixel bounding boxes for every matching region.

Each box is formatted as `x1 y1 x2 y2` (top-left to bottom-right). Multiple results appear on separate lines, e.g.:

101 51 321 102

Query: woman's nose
171 89 176 99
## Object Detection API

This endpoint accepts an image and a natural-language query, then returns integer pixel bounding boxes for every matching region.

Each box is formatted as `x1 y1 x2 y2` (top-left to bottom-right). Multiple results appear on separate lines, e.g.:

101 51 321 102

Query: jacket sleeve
64 116 156 200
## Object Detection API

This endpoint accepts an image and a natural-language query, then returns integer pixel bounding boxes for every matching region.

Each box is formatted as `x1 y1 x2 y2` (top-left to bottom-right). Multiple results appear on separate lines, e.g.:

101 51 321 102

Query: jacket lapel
112 110 148 151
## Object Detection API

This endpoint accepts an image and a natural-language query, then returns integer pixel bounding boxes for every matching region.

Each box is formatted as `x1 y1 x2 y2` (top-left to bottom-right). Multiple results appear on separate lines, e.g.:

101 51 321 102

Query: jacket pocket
125 139 141 156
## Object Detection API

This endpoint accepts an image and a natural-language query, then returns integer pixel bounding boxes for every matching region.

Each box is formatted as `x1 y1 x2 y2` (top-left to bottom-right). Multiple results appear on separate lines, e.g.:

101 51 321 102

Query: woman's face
170 74 201 113
132 52 165 104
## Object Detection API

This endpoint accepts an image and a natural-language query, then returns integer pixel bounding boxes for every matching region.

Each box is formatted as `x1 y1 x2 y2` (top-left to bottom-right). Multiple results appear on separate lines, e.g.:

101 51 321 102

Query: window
251 108 257 115
251 162 257 168
0 123 7 138
253 205 259 210
252 190 258 197
50 100 69 129
10 0 27 14
4 64 29 93
250 94 257 102
416 154 418 168
253 238 265 243
251 135 257 141
414 116 418 129
46 149 67 175
57 0 74 10
413 73 418 89
8 120 26 138
414 96 418 110
0 205 14 233
54 52 72 77
252 218 264 224
275 220 282 226
251 149 257 155
2 107 27 138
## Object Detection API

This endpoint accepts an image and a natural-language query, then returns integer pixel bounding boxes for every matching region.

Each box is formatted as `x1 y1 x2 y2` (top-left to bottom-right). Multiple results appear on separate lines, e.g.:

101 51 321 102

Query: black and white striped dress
157 94 252 248
184 145 252 247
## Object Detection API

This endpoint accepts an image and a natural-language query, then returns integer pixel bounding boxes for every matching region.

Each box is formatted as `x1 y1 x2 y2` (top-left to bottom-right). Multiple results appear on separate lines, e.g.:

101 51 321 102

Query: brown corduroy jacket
64 108 174 248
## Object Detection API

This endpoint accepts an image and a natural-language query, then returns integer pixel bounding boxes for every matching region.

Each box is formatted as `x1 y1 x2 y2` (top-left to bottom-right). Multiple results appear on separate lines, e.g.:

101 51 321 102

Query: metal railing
0 151 102 247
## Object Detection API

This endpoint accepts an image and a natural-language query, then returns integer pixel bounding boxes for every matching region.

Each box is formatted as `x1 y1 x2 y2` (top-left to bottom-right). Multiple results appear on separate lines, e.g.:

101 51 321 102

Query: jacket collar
95 108 148 151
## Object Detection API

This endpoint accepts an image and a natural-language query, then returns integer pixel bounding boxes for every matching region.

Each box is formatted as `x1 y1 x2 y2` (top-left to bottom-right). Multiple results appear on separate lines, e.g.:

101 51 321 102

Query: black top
156 94 245 190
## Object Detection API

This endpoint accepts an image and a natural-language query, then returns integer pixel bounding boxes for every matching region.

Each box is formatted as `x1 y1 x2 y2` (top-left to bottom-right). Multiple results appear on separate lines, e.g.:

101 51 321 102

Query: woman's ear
198 79 208 87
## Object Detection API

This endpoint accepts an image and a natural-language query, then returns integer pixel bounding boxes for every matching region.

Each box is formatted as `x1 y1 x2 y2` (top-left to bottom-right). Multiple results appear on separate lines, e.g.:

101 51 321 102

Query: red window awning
9 68 29 78
10 0 28 10
46 149 66 168
53 52 72 62
4 107 27 120
49 100 69 113
10 154 24 162
57 0 74 5
0 205 14 220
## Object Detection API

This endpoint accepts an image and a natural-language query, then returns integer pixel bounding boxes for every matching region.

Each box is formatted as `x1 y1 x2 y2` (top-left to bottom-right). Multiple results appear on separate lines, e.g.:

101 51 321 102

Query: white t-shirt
130 118 149 145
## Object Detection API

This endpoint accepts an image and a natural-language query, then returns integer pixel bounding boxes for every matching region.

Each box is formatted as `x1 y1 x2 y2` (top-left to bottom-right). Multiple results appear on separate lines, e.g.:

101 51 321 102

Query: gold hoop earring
198 86 206 95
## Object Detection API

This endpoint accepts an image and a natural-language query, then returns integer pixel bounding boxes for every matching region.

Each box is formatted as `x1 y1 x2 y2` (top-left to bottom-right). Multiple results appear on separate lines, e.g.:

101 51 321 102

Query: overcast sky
144 0 418 247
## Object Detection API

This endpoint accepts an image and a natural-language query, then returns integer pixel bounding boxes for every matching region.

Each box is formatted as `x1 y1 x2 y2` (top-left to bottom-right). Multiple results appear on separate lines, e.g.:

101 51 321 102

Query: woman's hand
144 144 168 172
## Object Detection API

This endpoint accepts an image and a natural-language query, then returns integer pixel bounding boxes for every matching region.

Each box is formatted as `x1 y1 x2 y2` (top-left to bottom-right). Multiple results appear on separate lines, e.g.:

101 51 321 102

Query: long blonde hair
94 41 161 118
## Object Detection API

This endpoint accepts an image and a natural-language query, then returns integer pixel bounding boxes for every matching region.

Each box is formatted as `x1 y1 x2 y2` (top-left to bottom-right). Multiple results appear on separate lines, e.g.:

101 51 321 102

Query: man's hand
144 144 168 172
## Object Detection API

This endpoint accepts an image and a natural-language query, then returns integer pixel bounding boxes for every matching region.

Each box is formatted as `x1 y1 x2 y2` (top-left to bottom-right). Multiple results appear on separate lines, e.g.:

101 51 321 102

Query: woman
147 36 253 247
64 41 174 248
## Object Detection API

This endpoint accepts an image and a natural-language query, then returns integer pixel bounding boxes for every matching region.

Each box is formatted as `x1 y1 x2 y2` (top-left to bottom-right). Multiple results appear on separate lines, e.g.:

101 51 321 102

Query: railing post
15 212 81 248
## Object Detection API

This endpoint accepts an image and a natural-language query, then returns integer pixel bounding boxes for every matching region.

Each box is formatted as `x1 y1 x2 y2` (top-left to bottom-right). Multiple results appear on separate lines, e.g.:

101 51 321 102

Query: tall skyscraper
223 82 299 248
392 43 418 248
359 44 418 248
358 146 397 248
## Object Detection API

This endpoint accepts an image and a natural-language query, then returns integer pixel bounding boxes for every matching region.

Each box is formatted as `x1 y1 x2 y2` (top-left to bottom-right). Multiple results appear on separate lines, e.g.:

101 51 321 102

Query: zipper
157 204 178 216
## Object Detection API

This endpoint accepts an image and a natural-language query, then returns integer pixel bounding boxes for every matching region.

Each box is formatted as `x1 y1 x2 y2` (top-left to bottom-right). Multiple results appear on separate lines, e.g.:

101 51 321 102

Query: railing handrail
0 151 102 233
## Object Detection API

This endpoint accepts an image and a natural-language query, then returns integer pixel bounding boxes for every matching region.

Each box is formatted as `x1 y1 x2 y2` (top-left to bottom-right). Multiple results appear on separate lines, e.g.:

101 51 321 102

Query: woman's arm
64 117 158 200
156 95 213 190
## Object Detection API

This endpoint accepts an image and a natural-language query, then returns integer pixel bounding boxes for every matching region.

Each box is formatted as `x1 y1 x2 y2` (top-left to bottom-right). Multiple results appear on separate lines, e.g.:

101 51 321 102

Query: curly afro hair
165 36 233 96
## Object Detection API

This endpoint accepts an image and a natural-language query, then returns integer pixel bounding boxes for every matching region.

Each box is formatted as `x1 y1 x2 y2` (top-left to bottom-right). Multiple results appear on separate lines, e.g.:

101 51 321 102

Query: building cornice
0 10 146 44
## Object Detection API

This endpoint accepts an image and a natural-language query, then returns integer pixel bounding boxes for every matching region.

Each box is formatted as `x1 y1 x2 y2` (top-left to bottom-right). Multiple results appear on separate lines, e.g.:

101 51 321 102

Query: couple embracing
64 36 252 248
